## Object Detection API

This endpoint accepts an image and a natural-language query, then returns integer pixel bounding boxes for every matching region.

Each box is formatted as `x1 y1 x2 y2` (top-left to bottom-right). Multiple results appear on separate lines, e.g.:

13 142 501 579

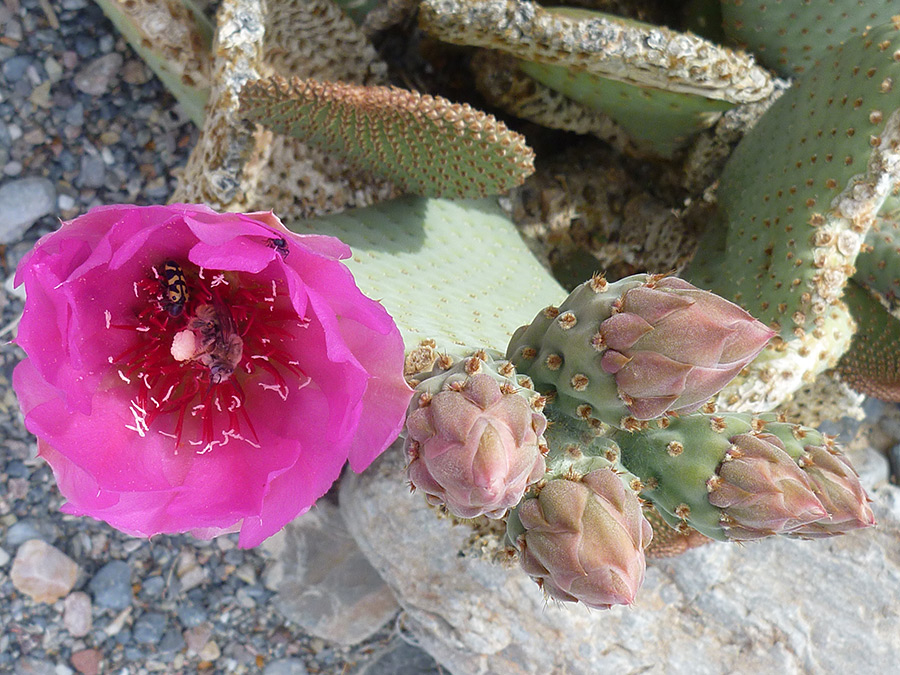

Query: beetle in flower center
107 259 308 453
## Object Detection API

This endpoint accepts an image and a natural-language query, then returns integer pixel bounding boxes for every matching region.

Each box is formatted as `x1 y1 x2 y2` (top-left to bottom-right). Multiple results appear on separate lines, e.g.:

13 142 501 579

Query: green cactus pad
837 279 900 401
506 274 647 429
518 60 734 157
721 0 898 77
284 195 565 353
613 413 757 541
239 76 535 199
686 20 900 342
94 0 211 125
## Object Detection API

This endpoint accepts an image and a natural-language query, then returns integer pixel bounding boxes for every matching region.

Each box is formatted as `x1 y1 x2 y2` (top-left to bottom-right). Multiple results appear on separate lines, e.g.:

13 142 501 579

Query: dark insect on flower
267 237 290 259
161 260 189 316
188 300 244 385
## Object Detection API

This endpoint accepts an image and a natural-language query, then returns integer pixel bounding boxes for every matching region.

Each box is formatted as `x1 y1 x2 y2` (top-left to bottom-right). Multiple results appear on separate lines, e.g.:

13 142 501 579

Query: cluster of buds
403 275 876 611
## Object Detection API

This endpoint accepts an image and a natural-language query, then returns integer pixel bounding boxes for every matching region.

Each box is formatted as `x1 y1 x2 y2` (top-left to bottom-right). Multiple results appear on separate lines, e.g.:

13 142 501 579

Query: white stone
261 501 399 646
340 444 900 675
10 539 81 604
63 591 93 637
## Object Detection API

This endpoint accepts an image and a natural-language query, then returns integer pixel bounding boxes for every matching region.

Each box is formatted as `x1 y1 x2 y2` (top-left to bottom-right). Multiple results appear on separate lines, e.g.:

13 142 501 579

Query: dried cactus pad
722 0 897 77
239 76 535 199
420 0 772 103
94 0 211 125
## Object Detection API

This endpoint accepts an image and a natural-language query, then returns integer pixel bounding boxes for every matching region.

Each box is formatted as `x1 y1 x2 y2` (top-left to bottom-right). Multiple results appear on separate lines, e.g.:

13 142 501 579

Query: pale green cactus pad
284 195 565 352
721 0 898 77
837 279 900 401
420 0 772 156
94 0 211 125
239 76 536 199
687 20 900 342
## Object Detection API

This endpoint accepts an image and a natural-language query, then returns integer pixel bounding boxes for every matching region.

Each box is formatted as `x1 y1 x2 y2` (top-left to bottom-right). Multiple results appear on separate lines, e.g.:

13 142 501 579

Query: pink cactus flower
13 204 411 548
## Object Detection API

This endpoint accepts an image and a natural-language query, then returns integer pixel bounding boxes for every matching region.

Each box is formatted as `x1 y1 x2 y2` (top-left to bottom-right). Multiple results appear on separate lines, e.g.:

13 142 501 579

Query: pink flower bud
600 277 774 419
514 468 652 609
707 433 828 540
406 373 547 519
788 445 876 538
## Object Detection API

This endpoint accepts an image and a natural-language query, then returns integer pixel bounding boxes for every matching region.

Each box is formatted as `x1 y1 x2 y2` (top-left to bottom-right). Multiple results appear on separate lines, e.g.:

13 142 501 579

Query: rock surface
261 501 399 646
10 539 81 603
340 443 900 675
0 177 56 244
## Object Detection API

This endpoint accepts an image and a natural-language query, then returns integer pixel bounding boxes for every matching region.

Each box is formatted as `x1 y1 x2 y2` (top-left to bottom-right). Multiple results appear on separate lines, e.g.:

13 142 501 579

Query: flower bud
511 468 652 609
406 373 547 519
707 433 827 540
787 445 876 538
600 277 774 419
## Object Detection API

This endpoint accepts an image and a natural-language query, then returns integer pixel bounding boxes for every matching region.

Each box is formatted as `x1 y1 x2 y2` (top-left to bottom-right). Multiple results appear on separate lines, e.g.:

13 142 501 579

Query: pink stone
71 648 102 675
10 539 80 603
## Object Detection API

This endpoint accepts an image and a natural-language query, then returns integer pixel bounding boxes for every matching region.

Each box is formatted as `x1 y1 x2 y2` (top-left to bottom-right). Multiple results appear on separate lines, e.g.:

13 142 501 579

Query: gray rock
13 659 56 675
73 53 123 96
77 153 105 188
340 444 900 675
355 638 442 675
5 519 58 547
89 560 133 610
262 501 399 646
140 575 166 599
159 628 186 653
2 56 31 83
176 602 208 628
133 611 167 645
0 177 56 244
263 659 309 675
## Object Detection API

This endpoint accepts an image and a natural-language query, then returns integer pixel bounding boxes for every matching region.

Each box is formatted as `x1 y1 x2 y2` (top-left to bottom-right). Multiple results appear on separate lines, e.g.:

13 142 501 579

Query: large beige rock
11 539 81 604
340 443 900 675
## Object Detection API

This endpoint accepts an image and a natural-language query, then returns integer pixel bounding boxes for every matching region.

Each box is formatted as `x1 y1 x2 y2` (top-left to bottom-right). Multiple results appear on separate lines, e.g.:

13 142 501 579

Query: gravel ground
0 1 442 673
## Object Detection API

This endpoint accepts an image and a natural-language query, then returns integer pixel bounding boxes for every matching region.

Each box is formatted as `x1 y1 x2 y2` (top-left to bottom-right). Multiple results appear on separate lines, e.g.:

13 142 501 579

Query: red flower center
109 261 308 453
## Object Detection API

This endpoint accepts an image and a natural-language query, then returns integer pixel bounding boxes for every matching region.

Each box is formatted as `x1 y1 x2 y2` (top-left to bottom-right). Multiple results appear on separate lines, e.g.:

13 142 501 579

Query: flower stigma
108 260 309 453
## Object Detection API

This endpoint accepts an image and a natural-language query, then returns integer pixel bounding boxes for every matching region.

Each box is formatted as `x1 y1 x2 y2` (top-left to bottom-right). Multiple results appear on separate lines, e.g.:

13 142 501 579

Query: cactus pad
837 279 900 401
722 0 898 77
687 20 900 342
239 76 535 199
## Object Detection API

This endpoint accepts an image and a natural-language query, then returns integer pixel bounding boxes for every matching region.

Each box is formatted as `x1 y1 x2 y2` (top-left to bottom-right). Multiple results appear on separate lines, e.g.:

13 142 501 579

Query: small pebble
73 53 123 96
356 640 442 675
263 659 310 675
3 56 31 83
88 560 133 610
70 649 102 675
0 546 9 566
198 640 221 661
159 628 186 653
10 539 81 603
133 611 167 645
176 602 207 628
77 154 105 188
6 519 57 547
183 623 213 653
64 592 93 638
140 575 165 598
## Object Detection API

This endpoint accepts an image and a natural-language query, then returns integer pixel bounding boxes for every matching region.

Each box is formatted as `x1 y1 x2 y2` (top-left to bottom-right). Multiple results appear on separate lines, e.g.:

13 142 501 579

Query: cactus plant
144 0 887 616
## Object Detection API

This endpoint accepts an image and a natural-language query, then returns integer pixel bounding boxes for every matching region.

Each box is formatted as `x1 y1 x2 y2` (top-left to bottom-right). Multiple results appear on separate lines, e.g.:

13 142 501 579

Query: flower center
109 261 308 453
